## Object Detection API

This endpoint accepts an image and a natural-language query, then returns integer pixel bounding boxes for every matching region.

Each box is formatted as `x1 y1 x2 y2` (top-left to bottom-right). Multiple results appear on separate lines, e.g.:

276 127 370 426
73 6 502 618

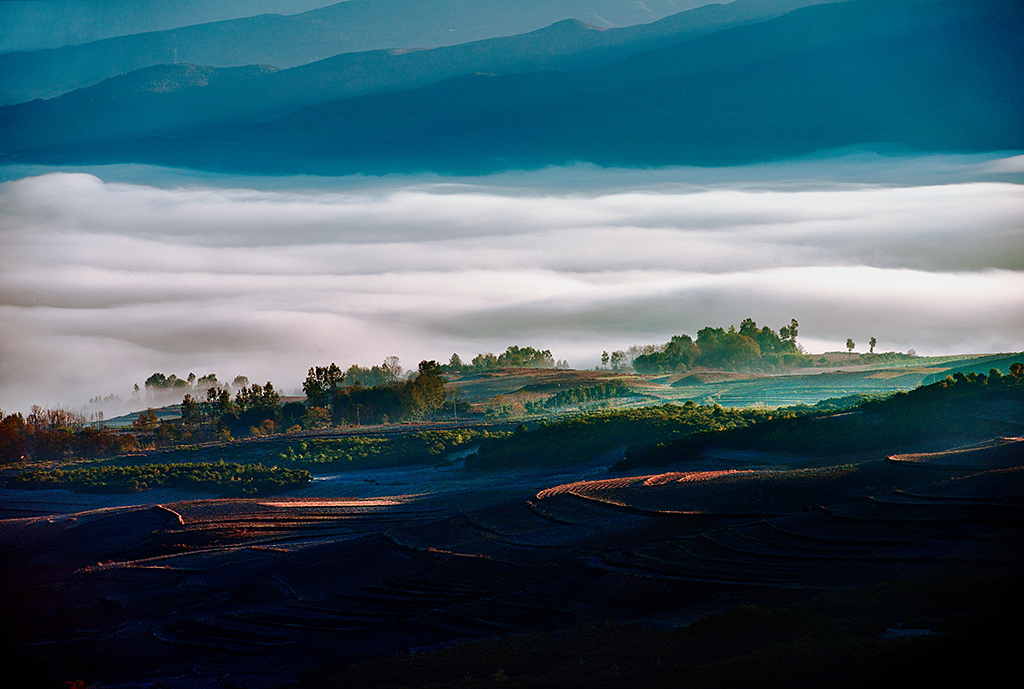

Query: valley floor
2 436 1022 688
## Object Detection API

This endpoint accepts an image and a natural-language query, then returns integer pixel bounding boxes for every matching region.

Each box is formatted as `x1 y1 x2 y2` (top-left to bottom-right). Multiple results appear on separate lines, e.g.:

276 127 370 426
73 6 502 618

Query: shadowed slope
16 0 1019 174
3 432 1022 686
0 0 838 153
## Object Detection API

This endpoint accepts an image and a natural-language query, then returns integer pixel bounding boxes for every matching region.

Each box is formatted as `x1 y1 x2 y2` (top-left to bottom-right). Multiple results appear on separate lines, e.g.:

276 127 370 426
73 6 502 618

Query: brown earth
2 437 1022 689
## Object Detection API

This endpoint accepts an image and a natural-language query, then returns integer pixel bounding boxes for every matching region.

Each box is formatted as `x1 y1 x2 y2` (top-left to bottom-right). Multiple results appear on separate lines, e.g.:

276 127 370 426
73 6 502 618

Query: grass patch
6 462 311 496
271 429 510 468
466 403 771 471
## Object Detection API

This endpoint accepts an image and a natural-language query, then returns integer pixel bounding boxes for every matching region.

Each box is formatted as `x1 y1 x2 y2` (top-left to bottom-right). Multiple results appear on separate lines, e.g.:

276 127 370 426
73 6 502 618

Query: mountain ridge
0 0 697 104
0 0 844 153
3 0 1019 174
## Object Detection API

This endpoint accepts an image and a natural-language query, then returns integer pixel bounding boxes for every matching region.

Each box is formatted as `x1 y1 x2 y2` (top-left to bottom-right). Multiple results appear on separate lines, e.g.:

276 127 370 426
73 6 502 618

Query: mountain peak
545 17 606 32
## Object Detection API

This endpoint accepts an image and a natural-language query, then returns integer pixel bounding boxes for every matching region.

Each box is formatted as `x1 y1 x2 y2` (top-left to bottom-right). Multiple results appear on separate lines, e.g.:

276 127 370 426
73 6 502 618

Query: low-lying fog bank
1 152 1022 414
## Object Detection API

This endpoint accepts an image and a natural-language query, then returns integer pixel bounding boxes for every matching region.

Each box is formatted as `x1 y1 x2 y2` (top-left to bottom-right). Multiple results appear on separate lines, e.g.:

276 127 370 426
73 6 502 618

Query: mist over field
1 153 1022 414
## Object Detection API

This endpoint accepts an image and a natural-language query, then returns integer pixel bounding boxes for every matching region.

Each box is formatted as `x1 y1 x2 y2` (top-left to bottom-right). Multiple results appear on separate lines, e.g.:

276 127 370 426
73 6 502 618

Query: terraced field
447 354 1019 410
2 438 1022 688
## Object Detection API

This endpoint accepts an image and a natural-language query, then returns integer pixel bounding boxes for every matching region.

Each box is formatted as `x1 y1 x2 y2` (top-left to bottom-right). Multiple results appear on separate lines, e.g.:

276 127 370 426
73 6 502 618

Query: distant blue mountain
0 0 835 152
3 0 1020 174
0 0 695 104
0 1 342 54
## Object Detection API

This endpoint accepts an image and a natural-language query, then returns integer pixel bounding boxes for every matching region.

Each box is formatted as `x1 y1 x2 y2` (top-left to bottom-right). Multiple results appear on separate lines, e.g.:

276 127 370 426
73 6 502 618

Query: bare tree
382 356 403 384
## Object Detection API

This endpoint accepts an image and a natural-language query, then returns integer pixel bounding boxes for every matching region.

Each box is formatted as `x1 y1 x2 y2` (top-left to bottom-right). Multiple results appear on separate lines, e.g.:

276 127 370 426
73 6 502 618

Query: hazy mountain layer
0 0 836 152
0 0 696 104
0 1 342 54
10 0 1017 174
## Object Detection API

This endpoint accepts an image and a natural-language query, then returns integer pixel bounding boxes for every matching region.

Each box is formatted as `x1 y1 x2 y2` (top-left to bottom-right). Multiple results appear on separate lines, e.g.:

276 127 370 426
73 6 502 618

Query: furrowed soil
2 432 1022 688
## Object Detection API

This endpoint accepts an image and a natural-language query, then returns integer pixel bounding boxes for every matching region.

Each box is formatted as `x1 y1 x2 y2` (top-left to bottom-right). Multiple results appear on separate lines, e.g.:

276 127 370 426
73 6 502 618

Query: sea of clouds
1 152 1022 414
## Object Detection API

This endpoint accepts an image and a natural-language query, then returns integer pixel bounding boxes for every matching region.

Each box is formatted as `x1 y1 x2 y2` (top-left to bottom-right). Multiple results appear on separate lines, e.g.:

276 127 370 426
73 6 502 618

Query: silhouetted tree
779 318 799 342
207 387 234 419
404 360 446 419
0 412 28 463
303 363 345 408
233 382 281 435
281 401 307 430
847 338 856 353
132 409 159 433
180 394 201 426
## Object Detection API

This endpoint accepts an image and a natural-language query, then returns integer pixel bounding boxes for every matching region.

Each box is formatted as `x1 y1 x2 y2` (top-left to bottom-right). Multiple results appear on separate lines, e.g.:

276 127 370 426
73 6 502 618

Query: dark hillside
4 398 1022 687
921 352 1024 385
621 364 1024 470
298 575 1021 688
466 403 771 471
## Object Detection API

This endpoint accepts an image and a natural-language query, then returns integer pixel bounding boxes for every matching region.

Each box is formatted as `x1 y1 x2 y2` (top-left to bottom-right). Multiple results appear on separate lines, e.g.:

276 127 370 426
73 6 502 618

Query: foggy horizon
2 152 1022 416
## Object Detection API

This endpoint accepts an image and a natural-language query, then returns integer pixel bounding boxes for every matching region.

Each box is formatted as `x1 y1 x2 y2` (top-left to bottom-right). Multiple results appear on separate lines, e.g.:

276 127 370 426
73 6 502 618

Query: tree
609 350 628 372
142 372 191 405
633 334 697 373
233 382 282 435
180 394 202 426
697 327 760 370
846 338 856 353
471 352 500 372
133 409 159 433
382 356 403 384
497 345 555 368
235 382 280 413
869 337 877 353
626 344 660 367
447 386 469 421
344 363 387 387
0 412 28 464
403 360 446 419
303 363 345 408
27 406 86 431
194 373 219 394
207 387 234 418
779 319 799 343
304 406 331 428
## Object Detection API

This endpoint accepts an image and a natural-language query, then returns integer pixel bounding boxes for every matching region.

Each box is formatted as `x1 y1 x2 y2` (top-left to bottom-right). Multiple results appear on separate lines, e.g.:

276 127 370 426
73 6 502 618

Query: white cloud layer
1 155 1022 414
